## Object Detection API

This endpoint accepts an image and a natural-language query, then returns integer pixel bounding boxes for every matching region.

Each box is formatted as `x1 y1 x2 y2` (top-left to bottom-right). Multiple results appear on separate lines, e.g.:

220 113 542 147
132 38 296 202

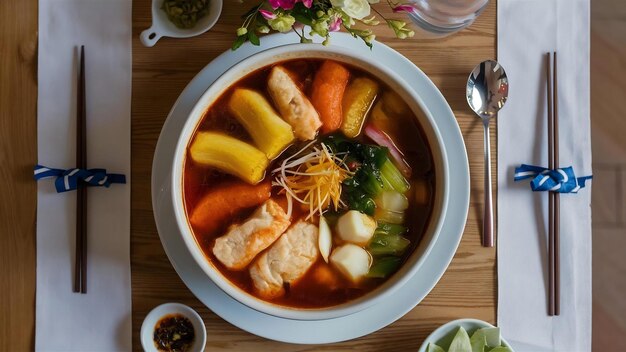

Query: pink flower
268 0 297 10
329 16 342 32
392 4 417 13
268 0 311 10
259 9 277 20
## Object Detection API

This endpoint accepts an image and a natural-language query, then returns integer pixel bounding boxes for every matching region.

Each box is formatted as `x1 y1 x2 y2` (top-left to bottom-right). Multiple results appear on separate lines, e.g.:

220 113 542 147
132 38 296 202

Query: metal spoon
466 60 509 247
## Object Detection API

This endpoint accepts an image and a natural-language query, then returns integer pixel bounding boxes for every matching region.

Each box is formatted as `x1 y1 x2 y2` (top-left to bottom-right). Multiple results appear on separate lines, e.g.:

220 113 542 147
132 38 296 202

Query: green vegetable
374 222 408 237
369 233 410 255
427 343 446 352
343 192 376 215
449 327 472 352
360 172 385 196
322 134 410 215
161 0 210 29
367 223 409 279
380 175 396 191
369 222 409 256
381 159 410 193
366 256 402 278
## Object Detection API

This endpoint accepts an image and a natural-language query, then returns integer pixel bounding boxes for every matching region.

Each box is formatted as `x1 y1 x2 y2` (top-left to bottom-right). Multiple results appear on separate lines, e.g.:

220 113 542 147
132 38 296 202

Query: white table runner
36 0 132 350
497 1 592 351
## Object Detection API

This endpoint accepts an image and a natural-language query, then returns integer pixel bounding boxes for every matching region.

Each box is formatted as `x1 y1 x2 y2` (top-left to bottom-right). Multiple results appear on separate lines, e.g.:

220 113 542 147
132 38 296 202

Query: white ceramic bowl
171 44 450 321
140 0 223 47
418 319 514 352
140 303 207 352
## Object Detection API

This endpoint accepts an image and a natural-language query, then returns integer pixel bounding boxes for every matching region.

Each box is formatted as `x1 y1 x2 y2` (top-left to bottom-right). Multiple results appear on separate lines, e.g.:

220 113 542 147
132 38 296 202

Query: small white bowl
418 318 514 352
140 303 207 352
140 0 223 47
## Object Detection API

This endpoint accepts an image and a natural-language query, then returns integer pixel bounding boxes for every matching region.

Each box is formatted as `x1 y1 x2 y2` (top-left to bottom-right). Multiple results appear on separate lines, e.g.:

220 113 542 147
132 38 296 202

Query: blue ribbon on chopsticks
514 164 592 193
34 165 126 193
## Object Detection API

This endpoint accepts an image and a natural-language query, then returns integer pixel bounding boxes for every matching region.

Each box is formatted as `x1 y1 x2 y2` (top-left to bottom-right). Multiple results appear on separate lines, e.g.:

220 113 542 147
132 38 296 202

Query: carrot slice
189 180 271 235
310 60 350 134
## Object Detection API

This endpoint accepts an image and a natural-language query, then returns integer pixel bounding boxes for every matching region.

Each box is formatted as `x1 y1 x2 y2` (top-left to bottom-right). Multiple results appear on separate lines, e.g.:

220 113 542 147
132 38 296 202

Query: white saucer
151 32 470 344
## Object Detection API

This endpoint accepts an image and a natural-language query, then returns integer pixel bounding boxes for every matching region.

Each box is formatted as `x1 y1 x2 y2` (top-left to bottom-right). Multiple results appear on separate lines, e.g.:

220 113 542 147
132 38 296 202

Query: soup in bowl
172 45 449 321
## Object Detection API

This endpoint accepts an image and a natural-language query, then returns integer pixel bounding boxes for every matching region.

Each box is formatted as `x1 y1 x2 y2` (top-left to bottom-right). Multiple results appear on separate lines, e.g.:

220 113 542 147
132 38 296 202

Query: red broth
183 59 435 309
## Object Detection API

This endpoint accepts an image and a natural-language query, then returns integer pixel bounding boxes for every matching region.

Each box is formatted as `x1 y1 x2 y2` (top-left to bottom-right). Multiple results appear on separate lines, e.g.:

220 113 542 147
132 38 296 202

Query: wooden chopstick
74 45 87 294
546 52 555 316
553 52 560 315
546 52 560 315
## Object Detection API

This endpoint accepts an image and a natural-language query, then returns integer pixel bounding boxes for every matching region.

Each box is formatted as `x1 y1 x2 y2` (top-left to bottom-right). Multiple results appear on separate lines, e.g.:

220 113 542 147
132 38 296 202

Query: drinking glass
407 0 490 38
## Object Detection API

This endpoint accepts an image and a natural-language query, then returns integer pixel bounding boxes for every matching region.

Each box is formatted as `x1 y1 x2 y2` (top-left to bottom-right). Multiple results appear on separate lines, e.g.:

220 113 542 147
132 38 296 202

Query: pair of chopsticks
546 52 559 315
74 45 88 294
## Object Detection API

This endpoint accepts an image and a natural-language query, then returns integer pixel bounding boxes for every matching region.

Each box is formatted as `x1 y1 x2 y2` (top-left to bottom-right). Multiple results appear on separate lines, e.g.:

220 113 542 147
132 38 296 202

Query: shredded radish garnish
272 142 352 219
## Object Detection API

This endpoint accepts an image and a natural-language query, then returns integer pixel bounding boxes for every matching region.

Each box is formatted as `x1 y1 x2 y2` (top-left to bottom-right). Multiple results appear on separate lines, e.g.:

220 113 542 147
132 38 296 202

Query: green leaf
290 2 314 26
427 343 446 352
292 13 313 26
231 35 246 51
449 327 472 352
248 30 260 46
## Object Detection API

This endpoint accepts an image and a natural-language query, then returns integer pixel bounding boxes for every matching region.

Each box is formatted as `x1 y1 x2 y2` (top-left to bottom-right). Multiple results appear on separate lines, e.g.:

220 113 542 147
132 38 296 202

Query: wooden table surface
0 0 496 350
0 0 38 350
131 1 497 351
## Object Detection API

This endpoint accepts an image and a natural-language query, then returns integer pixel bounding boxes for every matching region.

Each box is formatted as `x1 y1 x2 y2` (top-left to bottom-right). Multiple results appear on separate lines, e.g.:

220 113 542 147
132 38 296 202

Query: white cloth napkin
36 0 132 351
497 1 591 351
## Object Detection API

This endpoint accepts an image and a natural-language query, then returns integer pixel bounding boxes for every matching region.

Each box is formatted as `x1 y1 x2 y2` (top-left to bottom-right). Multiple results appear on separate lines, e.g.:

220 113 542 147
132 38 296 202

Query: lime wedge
487 347 512 352
469 329 487 352
427 343 445 352
449 327 472 352
477 327 501 347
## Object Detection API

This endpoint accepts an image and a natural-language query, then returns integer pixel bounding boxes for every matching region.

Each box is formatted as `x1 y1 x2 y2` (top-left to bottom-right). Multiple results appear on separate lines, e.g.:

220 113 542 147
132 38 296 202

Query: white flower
367 0 379 3
331 0 371 20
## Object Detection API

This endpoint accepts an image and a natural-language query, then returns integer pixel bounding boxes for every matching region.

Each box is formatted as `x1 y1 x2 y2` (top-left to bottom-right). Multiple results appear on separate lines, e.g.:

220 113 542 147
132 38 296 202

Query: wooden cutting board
130 1 496 350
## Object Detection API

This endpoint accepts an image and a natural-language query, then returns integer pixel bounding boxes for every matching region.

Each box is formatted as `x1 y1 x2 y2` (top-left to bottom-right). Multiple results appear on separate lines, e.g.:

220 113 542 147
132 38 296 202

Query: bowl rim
170 43 450 321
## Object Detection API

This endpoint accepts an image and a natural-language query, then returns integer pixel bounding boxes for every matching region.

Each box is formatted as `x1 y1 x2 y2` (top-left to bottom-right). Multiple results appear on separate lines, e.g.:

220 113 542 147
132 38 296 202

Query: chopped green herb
161 0 210 29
